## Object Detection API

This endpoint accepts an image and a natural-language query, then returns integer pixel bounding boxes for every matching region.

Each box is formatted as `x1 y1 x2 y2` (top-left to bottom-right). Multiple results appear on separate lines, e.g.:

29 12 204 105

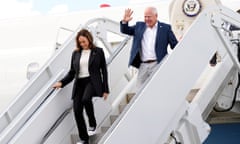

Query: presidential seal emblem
182 0 201 17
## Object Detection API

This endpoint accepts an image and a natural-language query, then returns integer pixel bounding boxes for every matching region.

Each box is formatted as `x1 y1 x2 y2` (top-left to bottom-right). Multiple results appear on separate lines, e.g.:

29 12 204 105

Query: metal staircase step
119 93 135 113
71 134 79 144
110 115 118 124
89 133 105 144
126 93 135 103
118 103 127 113
186 89 199 102
207 111 240 124
101 126 110 133
71 132 104 144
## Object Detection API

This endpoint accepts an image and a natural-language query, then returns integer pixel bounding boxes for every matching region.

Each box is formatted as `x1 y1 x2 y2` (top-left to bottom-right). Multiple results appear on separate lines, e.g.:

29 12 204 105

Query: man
120 6 178 88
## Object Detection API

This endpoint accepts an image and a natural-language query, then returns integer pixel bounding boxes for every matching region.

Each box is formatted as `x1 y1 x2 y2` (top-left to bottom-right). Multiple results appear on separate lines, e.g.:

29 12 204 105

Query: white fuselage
0 0 239 112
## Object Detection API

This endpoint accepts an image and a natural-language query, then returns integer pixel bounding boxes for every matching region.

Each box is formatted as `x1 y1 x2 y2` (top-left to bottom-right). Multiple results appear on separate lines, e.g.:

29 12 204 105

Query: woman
53 29 109 144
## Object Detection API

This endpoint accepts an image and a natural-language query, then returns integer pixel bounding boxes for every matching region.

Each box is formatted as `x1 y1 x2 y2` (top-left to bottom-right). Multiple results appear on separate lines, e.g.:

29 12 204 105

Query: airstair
0 5 240 144
97 5 240 144
0 18 136 144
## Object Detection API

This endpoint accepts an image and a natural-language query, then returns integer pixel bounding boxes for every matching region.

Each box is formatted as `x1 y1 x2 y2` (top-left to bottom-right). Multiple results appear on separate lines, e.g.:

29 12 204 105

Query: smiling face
78 35 90 50
75 29 95 50
144 7 158 28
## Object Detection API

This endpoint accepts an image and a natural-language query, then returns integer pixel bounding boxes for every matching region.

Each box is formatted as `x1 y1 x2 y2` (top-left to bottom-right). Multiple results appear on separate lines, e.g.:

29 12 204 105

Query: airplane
0 0 240 143
0 0 237 107
0 0 239 112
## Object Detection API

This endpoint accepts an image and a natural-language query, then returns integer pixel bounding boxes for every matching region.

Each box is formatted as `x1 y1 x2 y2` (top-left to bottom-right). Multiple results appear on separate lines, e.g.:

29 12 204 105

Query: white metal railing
0 69 66 144
55 26 75 50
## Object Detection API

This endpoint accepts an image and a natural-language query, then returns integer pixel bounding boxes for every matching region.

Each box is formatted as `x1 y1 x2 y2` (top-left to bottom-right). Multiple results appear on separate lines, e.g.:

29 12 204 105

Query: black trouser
73 77 97 141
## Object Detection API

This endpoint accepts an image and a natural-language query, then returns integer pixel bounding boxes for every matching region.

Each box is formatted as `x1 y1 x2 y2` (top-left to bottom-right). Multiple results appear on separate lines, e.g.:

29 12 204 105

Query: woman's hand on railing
103 92 109 100
52 81 62 89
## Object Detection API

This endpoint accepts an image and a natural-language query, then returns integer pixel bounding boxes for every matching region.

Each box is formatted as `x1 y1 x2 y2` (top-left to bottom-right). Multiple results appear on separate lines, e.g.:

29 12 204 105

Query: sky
0 0 239 20
0 0 129 19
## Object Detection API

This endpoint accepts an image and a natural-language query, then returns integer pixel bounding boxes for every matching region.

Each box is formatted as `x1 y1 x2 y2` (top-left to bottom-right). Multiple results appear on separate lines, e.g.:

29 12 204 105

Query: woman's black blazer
60 47 109 99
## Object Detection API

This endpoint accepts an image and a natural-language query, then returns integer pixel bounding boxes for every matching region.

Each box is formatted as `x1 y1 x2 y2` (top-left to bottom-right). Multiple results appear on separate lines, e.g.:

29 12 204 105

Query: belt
142 60 157 63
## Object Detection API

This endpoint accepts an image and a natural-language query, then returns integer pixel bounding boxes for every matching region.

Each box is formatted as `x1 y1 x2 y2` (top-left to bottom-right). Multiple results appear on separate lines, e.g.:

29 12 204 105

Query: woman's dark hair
75 29 96 50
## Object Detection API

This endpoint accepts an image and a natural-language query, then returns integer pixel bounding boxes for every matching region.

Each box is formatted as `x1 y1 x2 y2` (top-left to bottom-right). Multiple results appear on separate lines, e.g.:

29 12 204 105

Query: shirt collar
147 22 158 30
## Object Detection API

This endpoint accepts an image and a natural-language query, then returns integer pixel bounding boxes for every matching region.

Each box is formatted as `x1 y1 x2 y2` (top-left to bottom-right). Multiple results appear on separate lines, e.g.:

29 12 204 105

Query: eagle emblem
182 0 201 17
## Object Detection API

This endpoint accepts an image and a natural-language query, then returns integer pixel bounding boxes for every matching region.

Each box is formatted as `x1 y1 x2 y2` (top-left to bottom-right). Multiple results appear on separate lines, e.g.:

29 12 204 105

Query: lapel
75 51 81 72
155 21 163 48
139 24 147 40
89 48 97 67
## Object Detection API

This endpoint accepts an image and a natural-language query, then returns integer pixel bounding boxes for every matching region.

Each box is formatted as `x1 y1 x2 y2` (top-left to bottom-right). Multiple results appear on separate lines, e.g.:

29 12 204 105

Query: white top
78 49 91 78
140 23 158 62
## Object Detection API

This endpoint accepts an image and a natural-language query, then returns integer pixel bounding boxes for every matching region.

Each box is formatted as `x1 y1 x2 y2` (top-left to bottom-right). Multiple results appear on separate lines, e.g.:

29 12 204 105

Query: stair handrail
40 107 72 144
0 69 65 143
